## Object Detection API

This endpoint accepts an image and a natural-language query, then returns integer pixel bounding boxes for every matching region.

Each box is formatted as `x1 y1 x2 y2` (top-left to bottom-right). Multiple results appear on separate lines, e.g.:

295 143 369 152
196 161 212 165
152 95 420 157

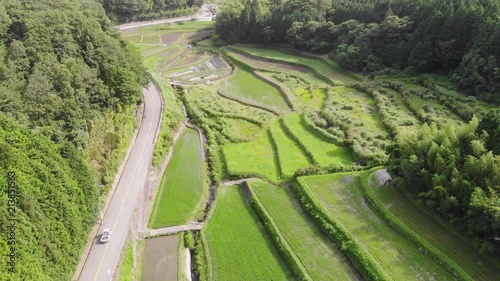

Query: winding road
116 4 214 31
77 83 162 281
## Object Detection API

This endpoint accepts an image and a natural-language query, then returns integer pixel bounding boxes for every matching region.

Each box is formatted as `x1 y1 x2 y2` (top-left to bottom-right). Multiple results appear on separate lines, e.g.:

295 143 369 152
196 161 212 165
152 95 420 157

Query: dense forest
0 0 147 279
100 0 203 22
389 111 500 254
215 0 500 101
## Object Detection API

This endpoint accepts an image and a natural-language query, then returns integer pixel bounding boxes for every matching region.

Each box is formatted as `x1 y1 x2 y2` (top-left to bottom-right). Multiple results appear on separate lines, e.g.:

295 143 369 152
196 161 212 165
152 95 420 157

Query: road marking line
91 86 158 281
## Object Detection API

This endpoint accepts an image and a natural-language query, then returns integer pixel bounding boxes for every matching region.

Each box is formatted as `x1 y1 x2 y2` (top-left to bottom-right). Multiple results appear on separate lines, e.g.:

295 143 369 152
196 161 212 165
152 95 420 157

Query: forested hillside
100 0 203 23
215 0 500 101
0 0 147 279
389 113 500 254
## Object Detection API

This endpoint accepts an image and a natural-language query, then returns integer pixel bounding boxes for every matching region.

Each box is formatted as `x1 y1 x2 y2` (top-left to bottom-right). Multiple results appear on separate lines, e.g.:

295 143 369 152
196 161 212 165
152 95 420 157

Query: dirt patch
231 52 312 73
158 46 181 58
142 235 179 281
179 52 204 66
161 32 183 44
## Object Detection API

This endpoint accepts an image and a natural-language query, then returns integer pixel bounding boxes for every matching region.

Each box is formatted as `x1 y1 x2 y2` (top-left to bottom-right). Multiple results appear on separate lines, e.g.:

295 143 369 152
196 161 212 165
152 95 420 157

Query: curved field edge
227 45 360 85
203 185 294 280
150 74 185 167
219 68 290 114
359 169 473 281
294 172 391 281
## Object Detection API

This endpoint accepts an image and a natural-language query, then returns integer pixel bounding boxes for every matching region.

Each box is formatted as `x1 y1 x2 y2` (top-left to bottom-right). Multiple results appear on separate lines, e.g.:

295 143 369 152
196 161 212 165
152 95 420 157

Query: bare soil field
142 235 179 281
161 32 183 44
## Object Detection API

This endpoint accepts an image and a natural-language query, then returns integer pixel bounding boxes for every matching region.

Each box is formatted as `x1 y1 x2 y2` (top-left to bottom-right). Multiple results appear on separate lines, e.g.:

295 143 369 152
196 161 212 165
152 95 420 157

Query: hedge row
279 118 318 165
268 128 286 178
352 83 399 137
216 89 280 116
179 89 223 186
200 107 264 126
302 113 345 144
244 182 313 281
358 170 474 281
379 81 429 124
293 178 391 281
227 46 335 86
194 231 211 281
293 163 365 178
222 51 295 112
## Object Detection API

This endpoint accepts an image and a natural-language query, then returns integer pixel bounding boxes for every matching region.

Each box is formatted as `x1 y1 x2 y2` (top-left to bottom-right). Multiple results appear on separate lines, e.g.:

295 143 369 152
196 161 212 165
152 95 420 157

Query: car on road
100 228 112 243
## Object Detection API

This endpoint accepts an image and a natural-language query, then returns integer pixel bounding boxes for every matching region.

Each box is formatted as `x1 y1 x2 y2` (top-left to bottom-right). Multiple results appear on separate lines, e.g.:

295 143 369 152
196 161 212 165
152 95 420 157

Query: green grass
283 113 353 167
405 84 463 125
301 172 457 281
222 117 262 142
222 131 280 182
322 86 390 155
294 86 326 109
231 45 359 83
149 128 206 228
370 172 500 281
119 241 135 281
249 180 360 281
188 86 276 125
376 86 421 130
204 185 294 280
220 68 290 113
150 73 185 167
142 34 160 44
269 121 310 178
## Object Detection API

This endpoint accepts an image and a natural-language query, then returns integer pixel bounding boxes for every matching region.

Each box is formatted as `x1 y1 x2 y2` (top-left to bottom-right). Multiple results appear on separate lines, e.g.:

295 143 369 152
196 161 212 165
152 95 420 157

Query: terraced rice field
369 171 500 281
149 128 206 228
376 86 421 129
269 121 311 178
282 113 353 167
249 180 360 280
220 68 290 113
405 84 463 125
204 185 293 280
230 45 360 83
223 131 280 182
300 173 457 281
222 117 262 142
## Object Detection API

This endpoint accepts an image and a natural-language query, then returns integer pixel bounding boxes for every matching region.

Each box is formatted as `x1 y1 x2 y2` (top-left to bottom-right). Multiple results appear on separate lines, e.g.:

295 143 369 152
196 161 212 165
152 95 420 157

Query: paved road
116 4 214 31
78 83 162 281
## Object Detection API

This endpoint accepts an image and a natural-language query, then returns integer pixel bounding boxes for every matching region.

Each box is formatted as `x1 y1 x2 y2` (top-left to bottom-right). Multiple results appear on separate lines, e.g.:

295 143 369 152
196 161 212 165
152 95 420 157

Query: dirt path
222 178 260 186
147 223 204 237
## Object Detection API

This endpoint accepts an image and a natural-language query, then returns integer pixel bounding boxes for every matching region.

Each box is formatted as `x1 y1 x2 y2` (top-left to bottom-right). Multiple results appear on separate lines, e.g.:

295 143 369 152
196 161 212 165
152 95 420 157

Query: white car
100 228 112 243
